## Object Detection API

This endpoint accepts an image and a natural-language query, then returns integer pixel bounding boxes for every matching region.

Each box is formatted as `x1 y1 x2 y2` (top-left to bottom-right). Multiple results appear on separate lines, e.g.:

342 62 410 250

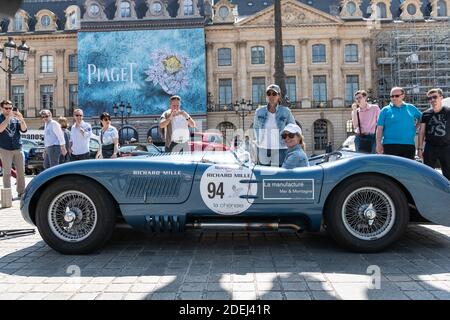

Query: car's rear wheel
35 177 116 254
325 174 409 252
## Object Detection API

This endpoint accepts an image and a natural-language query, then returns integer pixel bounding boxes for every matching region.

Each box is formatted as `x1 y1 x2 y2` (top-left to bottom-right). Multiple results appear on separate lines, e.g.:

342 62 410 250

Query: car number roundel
200 165 257 215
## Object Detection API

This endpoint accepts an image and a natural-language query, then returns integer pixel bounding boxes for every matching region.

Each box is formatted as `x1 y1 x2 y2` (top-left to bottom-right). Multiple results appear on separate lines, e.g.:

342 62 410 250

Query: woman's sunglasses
281 132 296 139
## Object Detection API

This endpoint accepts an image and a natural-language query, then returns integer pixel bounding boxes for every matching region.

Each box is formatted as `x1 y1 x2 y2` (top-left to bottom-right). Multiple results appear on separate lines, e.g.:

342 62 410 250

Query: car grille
126 176 182 199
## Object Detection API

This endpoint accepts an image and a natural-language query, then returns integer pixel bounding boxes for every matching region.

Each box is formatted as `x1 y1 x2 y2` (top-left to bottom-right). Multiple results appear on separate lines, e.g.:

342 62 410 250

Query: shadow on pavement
0 224 449 300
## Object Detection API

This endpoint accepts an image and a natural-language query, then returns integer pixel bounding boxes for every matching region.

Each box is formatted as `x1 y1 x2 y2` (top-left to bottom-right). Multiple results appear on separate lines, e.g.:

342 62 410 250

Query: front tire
35 177 116 254
325 174 409 253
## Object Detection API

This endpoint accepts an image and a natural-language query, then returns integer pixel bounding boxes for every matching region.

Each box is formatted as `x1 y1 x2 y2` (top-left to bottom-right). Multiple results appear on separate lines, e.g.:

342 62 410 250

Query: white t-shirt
171 115 190 143
259 112 281 149
100 126 118 145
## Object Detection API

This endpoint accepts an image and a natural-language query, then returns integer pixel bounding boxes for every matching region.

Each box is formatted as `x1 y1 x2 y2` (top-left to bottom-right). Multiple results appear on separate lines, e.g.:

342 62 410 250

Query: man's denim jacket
253 104 296 149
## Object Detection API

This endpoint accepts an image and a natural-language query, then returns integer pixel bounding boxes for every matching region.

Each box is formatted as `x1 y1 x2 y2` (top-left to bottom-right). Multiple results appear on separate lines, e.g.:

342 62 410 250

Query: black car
27 136 100 174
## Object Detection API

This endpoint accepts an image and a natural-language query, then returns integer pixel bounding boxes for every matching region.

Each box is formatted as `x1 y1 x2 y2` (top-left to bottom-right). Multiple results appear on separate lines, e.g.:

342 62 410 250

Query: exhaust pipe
186 221 303 232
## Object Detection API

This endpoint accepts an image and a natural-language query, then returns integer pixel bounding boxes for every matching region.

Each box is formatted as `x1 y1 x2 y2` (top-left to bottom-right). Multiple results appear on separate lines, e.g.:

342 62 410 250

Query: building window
218 48 232 66
40 55 54 73
345 44 358 63
184 0 194 15
376 2 387 19
312 44 326 63
14 14 23 31
120 1 131 17
12 86 24 110
218 79 232 107
12 57 24 74
119 126 138 145
407 4 416 15
283 45 295 63
286 76 297 102
347 1 357 16
314 119 328 151
69 54 77 72
251 46 265 64
345 75 359 106
41 15 51 27
40 85 53 110
252 77 266 104
312 76 327 104
438 0 447 16
69 84 78 109
90 3 100 16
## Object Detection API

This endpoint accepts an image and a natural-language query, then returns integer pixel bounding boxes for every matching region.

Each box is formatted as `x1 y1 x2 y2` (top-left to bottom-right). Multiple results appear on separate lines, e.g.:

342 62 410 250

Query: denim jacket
282 144 309 169
253 104 295 149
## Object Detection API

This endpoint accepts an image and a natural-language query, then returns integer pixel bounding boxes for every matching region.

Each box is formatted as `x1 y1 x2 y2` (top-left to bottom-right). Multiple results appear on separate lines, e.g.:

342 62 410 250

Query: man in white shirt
159 95 196 152
70 108 92 161
40 109 67 169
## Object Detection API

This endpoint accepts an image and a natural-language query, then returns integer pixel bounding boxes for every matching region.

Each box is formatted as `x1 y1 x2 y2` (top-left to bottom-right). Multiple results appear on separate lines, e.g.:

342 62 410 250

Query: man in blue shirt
376 87 422 159
0 100 28 198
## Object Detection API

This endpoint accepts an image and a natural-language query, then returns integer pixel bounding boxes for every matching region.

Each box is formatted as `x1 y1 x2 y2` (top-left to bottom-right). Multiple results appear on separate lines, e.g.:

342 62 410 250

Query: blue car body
20 150 450 253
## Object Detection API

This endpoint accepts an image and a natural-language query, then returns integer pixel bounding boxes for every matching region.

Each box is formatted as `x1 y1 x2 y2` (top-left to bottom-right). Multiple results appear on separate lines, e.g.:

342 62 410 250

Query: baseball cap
266 84 280 95
282 123 302 135
170 95 181 101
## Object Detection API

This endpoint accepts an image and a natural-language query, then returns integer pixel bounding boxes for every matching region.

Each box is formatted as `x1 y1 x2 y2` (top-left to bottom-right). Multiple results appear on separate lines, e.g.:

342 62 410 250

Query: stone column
363 38 373 90
299 39 310 108
55 49 65 116
237 41 247 100
26 50 36 118
331 38 343 107
206 43 214 100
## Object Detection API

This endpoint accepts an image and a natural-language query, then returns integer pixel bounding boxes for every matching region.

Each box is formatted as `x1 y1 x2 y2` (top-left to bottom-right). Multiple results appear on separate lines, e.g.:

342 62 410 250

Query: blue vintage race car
20 148 450 254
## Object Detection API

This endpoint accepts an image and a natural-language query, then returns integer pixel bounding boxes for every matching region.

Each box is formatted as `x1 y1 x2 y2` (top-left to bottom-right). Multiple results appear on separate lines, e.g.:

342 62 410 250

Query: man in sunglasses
418 88 450 180
0 100 27 198
70 109 92 161
253 84 295 166
40 109 67 169
376 87 422 159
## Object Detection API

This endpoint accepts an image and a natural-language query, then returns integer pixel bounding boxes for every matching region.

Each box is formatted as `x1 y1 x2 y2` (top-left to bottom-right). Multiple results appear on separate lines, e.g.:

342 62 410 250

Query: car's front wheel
325 174 409 253
35 177 116 254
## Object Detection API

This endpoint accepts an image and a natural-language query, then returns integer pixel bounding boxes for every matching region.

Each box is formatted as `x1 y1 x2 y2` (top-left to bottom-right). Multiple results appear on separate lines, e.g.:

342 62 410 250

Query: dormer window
347 1 357 15
376 2 387 18
438 0 447 16
152 2 162 14
406 4 416 15
90 3 100 16
184 0 194 15
14 14 23 31
65 5 80 30
120 1 131 17
41 15 51 27
35 10 57 31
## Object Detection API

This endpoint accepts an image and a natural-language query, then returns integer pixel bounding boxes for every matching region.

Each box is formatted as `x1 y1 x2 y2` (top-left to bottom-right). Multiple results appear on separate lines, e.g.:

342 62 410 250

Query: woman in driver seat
281 124 309 169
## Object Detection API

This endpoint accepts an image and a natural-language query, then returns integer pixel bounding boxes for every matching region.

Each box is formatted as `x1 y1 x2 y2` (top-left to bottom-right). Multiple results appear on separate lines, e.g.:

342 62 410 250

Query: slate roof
0 0 437 33
0 0 79 33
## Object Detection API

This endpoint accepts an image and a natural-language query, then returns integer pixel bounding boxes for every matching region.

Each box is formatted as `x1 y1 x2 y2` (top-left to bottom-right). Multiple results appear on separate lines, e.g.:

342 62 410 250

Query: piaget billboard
78 28 206 117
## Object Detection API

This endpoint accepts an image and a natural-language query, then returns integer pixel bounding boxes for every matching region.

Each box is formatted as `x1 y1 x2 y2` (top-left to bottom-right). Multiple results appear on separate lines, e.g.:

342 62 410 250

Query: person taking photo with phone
0 100 27 198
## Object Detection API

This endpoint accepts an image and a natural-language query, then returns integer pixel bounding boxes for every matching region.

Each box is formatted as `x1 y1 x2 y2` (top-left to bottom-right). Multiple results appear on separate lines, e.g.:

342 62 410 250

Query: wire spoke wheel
48 191 98 242
341 187 395 241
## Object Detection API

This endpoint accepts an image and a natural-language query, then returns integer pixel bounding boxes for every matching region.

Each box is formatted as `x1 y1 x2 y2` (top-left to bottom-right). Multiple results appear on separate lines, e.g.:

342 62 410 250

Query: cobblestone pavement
0 178 450 300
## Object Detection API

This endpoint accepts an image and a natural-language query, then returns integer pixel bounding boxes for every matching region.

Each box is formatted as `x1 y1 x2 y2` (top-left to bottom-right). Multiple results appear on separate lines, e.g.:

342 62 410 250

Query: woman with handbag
96 112 119 159
351 90 380 153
